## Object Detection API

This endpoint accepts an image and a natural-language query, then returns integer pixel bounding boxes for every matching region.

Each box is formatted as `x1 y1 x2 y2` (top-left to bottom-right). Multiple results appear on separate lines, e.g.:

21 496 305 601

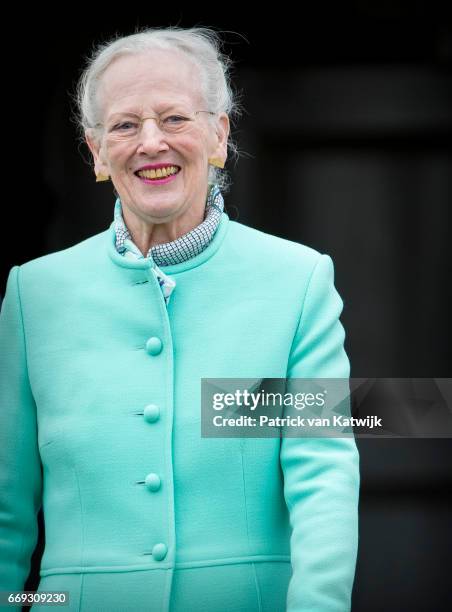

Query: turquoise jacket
0 211 360 611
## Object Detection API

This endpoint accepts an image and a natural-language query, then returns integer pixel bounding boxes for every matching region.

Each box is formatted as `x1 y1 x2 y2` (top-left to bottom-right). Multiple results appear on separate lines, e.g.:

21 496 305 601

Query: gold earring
208 157 225 169
96 172 110 182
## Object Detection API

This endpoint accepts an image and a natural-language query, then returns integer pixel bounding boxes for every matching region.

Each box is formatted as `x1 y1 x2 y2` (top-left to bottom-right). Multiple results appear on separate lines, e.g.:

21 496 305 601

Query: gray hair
72 26 245 193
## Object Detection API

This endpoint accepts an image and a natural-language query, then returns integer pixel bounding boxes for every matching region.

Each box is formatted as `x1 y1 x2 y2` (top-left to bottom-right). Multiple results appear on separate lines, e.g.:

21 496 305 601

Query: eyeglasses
95 110 216 141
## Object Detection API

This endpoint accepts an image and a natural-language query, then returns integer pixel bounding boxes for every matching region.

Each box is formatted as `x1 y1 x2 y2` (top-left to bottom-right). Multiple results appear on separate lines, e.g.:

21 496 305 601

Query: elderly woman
0 27 359 612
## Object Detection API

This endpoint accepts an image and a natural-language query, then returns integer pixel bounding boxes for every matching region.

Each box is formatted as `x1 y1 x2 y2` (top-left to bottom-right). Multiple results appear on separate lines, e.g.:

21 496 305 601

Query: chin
138 199 184 221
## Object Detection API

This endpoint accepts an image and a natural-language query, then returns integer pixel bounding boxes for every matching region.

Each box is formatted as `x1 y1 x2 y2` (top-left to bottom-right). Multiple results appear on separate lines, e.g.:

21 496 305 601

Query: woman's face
86 50 229 224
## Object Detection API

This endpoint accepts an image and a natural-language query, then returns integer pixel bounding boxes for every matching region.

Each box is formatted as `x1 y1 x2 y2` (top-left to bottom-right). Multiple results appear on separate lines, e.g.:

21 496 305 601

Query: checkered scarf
113 183 224 306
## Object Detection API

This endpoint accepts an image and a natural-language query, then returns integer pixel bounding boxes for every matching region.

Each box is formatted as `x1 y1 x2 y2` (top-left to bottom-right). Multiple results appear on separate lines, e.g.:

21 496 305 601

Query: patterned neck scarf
113 183 224 306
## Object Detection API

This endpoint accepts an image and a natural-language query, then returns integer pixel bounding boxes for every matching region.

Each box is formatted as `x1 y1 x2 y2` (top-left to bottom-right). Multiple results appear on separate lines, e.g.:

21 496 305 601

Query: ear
209 113 230 167
85 129 110 178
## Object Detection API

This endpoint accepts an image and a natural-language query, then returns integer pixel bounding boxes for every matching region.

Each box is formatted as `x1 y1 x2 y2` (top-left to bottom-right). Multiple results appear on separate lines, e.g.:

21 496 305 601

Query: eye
113 121 136 131
164 115 188 124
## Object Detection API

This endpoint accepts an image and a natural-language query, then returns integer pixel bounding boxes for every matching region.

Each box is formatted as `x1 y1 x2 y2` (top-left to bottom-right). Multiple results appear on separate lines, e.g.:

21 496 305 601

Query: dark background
2 4 451 611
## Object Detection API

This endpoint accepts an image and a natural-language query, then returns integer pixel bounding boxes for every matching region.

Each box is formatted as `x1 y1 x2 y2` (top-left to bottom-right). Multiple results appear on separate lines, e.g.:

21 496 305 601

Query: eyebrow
107 112 141 123
106 104 191 122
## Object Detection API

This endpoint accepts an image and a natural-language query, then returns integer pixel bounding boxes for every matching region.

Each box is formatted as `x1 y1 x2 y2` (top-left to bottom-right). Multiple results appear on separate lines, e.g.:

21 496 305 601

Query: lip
135 163 181 172
136 168 180 186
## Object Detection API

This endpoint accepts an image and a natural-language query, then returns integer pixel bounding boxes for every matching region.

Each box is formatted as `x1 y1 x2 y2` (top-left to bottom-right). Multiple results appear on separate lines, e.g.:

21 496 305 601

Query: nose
136 117 169 154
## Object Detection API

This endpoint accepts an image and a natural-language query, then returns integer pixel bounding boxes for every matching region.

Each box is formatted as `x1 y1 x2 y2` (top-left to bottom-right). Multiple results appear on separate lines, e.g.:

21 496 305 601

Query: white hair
73 26 244 192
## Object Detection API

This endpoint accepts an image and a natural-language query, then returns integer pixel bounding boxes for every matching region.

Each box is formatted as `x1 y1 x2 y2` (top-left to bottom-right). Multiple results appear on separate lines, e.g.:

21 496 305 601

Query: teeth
137 166 179 179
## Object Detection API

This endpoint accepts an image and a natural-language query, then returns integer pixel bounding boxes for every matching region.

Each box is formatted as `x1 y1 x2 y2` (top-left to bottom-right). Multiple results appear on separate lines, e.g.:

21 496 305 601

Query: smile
135 166 180 180
135 165 181 186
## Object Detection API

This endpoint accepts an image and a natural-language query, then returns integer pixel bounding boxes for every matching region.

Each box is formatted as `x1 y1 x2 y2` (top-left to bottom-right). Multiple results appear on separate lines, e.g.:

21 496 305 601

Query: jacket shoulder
18 228 110 277
227 219 322 268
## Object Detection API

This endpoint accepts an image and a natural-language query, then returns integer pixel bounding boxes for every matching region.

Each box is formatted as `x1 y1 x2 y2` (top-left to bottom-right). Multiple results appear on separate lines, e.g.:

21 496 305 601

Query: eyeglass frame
93 110 217 139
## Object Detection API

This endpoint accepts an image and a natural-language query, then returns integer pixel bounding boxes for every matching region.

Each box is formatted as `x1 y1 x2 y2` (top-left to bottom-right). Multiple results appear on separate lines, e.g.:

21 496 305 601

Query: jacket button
146 336 163 356
145 473 161 492
152 543 167 561
143 404 160 423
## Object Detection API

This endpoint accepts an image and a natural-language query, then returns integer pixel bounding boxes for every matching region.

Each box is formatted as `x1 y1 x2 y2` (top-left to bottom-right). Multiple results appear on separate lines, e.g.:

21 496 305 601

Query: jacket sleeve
0 265 42 593
280 254 360 612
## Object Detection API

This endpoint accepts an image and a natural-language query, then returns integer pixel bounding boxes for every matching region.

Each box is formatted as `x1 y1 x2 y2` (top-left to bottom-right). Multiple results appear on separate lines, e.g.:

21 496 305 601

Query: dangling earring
96 172 110 182
208 157 225 169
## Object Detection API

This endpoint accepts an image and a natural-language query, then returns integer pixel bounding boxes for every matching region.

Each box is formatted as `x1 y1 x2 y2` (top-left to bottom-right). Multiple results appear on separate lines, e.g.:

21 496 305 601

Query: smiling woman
83 45 231 251
0 26 360 612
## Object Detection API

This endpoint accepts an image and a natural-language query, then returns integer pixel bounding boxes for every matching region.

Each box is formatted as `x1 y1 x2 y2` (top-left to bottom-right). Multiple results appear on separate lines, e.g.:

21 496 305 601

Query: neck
123 205 205 256
121 187 210 256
